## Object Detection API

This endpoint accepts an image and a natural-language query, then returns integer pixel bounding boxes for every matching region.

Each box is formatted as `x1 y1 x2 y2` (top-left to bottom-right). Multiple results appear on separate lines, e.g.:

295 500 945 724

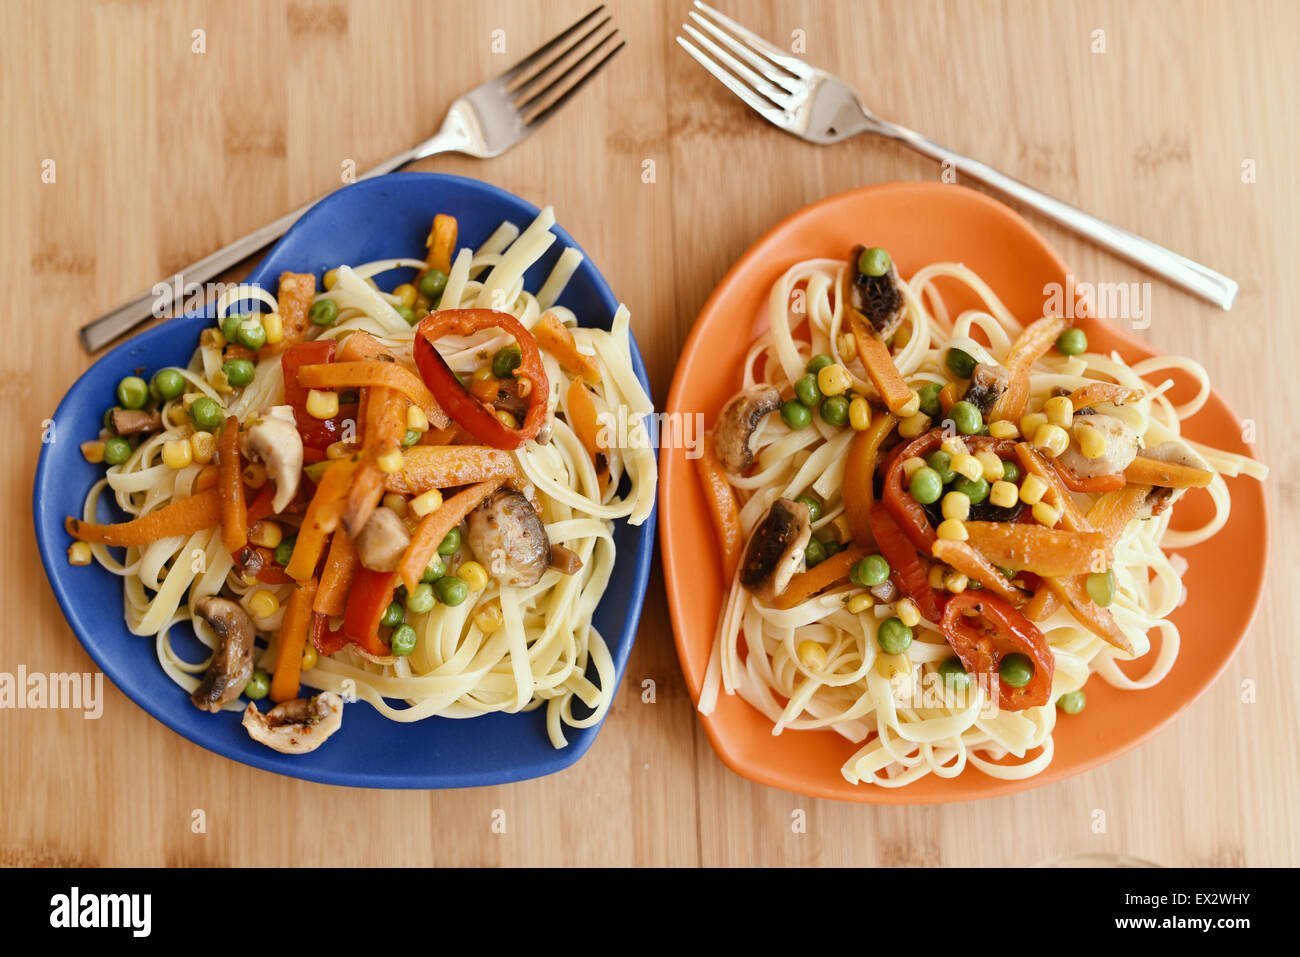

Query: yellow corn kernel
847 593 875 614
1019 412 1048 440
896 598 921 628
832 514 853 542
941 491 971 522
1075 422 1107 459
1032 501 1061 528
80 440 106 464
1019 473 1049 505
471 364 495 383
474 602 504 634
950 452 983 482
182 392 201 412
326 440 352 460
189 430 216 465
928 564 947 589
262 311 283 345
1033 423 1070 458
382 493 408 518
893 323 913 350
901 456 928 481
817 363 852 397
406 405 429 432
306 388 339 419
323 268 339 290
67 542 93 566
988 419 1020 440
975 450 1005 482
936 518 968 541
376 449 404 473
1044 395 1074 429
895 389 921 418
459 561 489 592
940 435 968 457
165 403 191 429
849 396 871 431
516 377 533 399
495 409 519 430
944 570 969 594
248 589 279 619
392 283 418 308
303 461 330 484
162 439 193 469
898 412 932 439
243 462 268 488
210 370 233 395
989 480 1019 509
875 653 911 680
247 521 282 549
409 488 444 518
797 640 828 670
836 333 857 361
300 644 318 671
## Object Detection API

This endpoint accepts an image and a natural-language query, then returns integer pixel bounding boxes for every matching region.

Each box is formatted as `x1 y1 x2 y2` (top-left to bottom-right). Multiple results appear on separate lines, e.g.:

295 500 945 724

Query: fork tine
524 34 625 129
675 36 789 127
691 0 813 80
687 11 802 97
501 5 609 83
514 18 615 109
681 23 794 111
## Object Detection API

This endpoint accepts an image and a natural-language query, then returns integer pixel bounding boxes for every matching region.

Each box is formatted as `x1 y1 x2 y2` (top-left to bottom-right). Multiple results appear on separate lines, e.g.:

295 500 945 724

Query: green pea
339 390 359 405
822 539 843 558
938 656 971 690
222 359 255 387
309 298 339 327
851 554 890 588
794 373 822 407
103 436 132 466
1000 653 1034 688
418 269 448 299
1086 569 1116 607
1000 460 1021 484
805 353 834 375
951 475 989 504
780 399 812 430
493 346 523 379
820 394 850 427
390 623 418 657
380 601 405 628
401 429 421 447
437 526 462 556
877 617 913 655
406 583 436 615
394 304 417 326
151 368 186 401
394 584 407 602
945 348 977 379
188 396 223 432
421 555 446 584
858 246 891 278
804 538 827 568
236 319 267 350
917 382 943 419
1057 689 1087 714
949 400 982 435
273 537 296 566
1056 328 1087 356
116 376 149 410
926 450 955 484
794 494 823 523
909 466 944 505
434 575 468 607
242 669 271 700
221 314 244 343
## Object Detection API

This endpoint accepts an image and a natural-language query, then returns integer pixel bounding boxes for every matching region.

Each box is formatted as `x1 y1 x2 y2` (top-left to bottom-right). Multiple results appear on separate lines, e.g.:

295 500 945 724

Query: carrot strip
695 435 744 583
336 330 449 427
397 480 502 592
244 482 278 527
1047 575 1136 655
963 522 1111 577
567 377 610 486
383 445 518 494
841 412 896 545
342 386 407 537
536 312 600 382
988 316 1069 423
772 546 869 610
314 530 359 617
1123 456 1213 489
426 214 457 275
930 539 1026 604
296 361 444 425
1068 381 1144 411
270 577 318 703
65 490 220 547
286 458 358 581
259 271 315 358
849 312 913 413
217 415 247 555
1014 443 1091 532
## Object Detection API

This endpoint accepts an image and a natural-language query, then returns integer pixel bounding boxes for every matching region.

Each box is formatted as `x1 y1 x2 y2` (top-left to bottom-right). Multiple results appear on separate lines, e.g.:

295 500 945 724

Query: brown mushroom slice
466 488 551 587
241 691 344 754
190 596 256 714
712 386 782 474
243 405 304 513
355 506 412 573
111 408 163 436
1057 413 1141 479
847 245 906 338
549 544 584 576
740 497 812 603
963 363 1009 417
1135 440 1211 518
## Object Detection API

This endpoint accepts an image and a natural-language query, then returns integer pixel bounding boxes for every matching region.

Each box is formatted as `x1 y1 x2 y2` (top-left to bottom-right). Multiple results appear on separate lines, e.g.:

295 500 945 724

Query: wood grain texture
2 0 1296 867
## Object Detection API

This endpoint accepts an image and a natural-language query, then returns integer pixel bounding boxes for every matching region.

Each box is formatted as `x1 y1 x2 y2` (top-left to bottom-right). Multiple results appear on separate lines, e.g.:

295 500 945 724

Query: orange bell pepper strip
772 546 869 610
1046 574 1136 655
930 539 1026 604
314 529 359 618
841 412 896 545
1123 455 1213 489
259 271 316 358
988 316 1069 423
270 577 318 703
397 480 503 593
695 434 744 584
382 445 520 495
963 522 1110 577
567 377 610 488
1067 381 1144 411
217 415 248 555
65 489 220 547
1013 443 1092 532
425 213 457 275
848 310 913 413
535 312 601 383
286 458 358 581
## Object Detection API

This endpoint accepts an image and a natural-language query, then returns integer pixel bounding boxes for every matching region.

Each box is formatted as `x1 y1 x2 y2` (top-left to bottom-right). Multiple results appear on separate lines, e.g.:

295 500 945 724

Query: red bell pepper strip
940 591 1054 711
233 545 295 584
280 340 360 450
342 566 397 656
868 503 947 622
313 613 350 656
413 309 548 450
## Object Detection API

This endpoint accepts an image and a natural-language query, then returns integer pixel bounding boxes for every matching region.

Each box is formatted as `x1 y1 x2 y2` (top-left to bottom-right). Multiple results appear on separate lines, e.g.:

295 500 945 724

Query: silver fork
80 6 626 353
678 1 1238 310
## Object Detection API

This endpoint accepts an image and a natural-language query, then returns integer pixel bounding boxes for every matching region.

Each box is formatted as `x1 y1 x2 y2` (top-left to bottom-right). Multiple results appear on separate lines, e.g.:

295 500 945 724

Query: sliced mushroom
111 408 163 436
712 386 782 474
549 544 584 576
241 691 344 754
1057 413 1140 478
963 363 1010 417
466 487 551 587
190 596 256 714
243 405 303 513
1135 440 1211 518
740 497 812 603
846 245 906 338
354 506 411 573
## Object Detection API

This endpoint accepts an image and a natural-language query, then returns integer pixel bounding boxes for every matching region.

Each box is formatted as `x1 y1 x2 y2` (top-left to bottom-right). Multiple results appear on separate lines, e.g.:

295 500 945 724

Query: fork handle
880 123 1239 310
78 128 466 353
